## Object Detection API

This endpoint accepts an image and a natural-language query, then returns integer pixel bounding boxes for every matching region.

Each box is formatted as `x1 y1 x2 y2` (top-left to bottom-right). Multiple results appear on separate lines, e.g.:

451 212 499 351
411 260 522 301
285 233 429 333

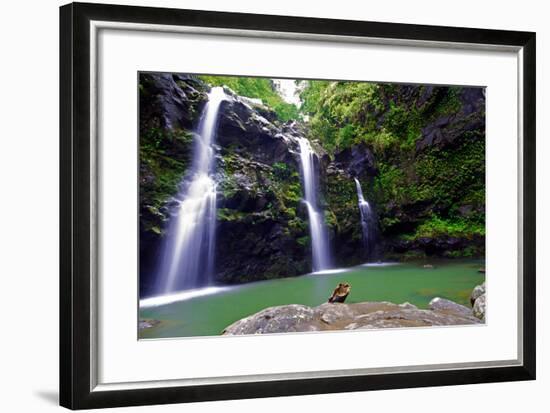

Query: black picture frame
60 2 536 409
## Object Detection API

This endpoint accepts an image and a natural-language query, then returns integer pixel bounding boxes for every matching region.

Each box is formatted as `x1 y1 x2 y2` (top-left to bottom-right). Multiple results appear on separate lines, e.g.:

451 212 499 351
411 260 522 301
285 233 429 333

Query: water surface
139 259 484 339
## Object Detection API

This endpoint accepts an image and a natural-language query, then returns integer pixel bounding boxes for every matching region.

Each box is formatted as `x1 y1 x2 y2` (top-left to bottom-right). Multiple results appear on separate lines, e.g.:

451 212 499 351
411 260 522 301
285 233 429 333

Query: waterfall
297 137 331 271
158 87 226 293
354 177 377 257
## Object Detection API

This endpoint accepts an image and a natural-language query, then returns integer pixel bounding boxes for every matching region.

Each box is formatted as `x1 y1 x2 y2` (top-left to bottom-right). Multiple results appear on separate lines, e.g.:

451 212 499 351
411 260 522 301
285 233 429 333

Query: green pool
139 259 485 339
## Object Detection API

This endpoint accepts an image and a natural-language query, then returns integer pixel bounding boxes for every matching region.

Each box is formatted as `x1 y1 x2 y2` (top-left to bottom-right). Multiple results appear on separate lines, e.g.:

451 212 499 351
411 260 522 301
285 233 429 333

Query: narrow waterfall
158 87 226 293
297 137 331 271
354 177 377 257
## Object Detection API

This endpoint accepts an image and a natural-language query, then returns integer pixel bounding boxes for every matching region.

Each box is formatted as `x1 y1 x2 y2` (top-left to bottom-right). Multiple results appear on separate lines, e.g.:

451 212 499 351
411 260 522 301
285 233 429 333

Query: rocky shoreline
222 282 486 335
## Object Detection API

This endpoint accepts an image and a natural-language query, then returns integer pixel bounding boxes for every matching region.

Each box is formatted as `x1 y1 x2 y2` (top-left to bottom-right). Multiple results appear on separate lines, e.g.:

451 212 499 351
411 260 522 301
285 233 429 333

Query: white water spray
298 137 331 271
158 87 226 293
354 177 377 255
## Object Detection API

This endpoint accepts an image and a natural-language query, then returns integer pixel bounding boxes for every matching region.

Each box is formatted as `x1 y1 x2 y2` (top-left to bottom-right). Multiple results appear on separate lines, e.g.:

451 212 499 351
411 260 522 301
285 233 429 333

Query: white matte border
95 23 520 387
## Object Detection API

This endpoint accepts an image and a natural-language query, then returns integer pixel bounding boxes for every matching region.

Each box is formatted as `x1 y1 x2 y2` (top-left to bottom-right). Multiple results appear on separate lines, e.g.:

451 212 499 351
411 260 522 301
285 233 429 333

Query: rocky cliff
139 74 312 294
139 74 486 295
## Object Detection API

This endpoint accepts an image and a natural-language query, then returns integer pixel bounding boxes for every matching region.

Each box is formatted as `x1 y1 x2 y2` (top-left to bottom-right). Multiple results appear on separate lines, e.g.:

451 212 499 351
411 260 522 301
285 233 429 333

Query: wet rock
332 143 377 178
415 88 485 152
140 73 208 131
472 294 486 321
139 319 161 330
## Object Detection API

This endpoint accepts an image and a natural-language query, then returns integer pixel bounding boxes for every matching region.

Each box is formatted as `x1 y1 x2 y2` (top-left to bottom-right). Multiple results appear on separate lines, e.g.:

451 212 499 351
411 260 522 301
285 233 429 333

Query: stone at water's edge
222 299 482 335
139 319 161 330
473 294 486 321
470 282 486 306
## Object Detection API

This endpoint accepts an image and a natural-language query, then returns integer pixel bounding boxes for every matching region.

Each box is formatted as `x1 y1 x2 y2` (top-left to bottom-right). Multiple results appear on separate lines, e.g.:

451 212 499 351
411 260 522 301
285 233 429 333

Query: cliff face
214 97 311 282
319 85 486 264
139 74 311 293
139 74 485 294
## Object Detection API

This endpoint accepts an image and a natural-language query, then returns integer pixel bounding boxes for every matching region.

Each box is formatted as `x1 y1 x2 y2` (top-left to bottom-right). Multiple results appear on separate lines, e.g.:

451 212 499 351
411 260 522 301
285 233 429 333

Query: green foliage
411 216 485 240
217 208 247 222
198 75 299 122
300 81 384 153
415 135 485 210
296 235 310 247
272 162 292 180
139 127 194 235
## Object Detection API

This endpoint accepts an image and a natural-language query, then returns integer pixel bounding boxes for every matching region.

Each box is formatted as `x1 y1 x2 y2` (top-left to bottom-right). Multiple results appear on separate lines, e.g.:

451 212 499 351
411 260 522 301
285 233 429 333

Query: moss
217 208 248 222
409 216 485 240
297 235 310 247
139 127 194 235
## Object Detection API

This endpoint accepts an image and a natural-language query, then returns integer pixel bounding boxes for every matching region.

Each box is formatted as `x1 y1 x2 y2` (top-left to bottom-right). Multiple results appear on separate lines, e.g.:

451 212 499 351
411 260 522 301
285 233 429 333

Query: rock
423 264 434 269
399 302 418 310
470 282 486 306
222 305 319 335
429 297 473 317
332 143 377 178
140 73 207 131
316 303 355 325
472 294 486 321
222 299 481 335
415 88 485 152
139 319 160 330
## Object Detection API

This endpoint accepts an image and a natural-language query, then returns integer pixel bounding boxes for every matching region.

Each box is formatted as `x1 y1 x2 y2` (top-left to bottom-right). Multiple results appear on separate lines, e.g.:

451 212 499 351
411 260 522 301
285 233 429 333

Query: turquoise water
139 259 484 339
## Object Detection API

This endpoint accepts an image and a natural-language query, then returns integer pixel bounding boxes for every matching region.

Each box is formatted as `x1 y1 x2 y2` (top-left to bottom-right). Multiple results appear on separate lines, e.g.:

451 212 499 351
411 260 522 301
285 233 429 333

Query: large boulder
472 294 486 321
222 299 481 335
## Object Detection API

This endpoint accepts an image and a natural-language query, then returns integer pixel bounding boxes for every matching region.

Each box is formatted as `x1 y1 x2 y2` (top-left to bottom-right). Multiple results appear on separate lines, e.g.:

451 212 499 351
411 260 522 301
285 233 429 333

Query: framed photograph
60 2 536 409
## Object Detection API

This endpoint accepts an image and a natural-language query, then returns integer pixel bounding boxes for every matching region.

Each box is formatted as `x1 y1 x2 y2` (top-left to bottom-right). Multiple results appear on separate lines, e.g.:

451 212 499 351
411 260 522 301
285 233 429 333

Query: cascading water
158 87 226 293
297 137 331 271
354 177 378 257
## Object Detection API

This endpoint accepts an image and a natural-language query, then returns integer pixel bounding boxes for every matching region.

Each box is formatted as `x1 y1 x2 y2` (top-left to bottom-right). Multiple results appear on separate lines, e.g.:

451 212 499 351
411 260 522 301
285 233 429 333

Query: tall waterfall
354 177 377 257
297 137 331 271
158 87 226 293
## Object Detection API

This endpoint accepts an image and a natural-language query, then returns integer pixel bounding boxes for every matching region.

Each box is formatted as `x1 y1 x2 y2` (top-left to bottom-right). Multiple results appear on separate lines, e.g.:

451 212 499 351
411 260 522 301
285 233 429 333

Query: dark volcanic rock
213 98 310 283
140 73 208 131
332 143 377 178
416 88 485 152
217 99 299 166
